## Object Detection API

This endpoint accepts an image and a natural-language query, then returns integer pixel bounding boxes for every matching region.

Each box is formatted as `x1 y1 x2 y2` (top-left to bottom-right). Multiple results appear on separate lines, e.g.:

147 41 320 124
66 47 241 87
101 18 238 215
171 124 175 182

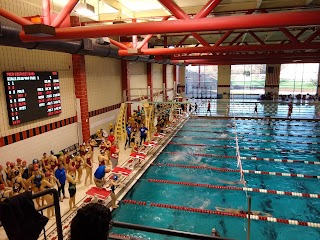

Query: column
218 65 231 99
147 63 153 101
265 64 281 97
72 54 90 142
121 59 131 117
317 64 320 97
178 65 186 95
162 65 167 101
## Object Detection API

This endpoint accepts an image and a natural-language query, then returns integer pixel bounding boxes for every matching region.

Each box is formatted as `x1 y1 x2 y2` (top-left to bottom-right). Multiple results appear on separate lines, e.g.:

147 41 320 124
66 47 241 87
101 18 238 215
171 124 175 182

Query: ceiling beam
19 10 320 42
118 43 320 56
102 0 134 18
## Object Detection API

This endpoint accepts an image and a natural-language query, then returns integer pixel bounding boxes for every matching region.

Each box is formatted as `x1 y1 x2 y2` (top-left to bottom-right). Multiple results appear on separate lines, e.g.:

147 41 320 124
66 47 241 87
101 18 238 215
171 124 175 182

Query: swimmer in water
215 207 272 217
211 228 220 237
215 178 247 185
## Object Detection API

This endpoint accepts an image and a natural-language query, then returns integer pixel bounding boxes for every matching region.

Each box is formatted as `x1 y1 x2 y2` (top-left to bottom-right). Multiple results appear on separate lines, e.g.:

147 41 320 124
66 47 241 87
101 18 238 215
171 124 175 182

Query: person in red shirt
108 131 115 145
110 144 119 169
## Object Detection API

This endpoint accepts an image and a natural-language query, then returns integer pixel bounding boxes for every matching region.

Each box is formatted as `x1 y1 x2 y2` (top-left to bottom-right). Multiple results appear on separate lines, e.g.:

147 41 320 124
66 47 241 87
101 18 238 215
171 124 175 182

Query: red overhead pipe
51 0 79 27
19 10 320 42
109 38 128 50
214 30 233 46
158 0 210 47
42 0 51 25
194 0 222 19
0 8 33 26
137 16 170 49
118 42 320 56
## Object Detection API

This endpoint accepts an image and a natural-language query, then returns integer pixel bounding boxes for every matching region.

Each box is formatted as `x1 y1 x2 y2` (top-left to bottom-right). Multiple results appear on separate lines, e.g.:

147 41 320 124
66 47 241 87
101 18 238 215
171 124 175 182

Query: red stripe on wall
7 135 13 144
22 131 27 140
15 133 20 142
0 137 4 147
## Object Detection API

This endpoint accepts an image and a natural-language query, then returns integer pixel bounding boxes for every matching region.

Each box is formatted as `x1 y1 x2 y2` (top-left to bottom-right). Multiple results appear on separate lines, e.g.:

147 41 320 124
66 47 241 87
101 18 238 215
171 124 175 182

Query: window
230 64 266 98
185 65 218 98
279 63 319 96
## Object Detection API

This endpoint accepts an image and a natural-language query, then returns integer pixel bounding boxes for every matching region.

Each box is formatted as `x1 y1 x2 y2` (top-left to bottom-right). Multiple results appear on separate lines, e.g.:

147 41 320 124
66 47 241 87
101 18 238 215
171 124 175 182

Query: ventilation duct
0 16 174 64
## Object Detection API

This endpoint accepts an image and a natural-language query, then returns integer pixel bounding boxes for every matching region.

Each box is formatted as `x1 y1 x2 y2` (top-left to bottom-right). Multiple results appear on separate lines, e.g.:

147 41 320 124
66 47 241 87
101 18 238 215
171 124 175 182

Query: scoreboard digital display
3 71 62 125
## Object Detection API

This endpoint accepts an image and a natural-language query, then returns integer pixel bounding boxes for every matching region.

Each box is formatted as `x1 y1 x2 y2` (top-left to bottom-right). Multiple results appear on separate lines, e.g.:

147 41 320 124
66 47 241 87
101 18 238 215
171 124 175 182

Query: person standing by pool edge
254 103 258 116
55 161 68 202
207 100 211 115
94 165 111 188
139 123 148 146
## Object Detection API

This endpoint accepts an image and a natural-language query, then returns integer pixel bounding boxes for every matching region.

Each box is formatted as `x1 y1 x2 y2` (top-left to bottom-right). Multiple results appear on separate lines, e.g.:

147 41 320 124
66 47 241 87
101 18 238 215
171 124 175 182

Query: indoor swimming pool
111 118 320 240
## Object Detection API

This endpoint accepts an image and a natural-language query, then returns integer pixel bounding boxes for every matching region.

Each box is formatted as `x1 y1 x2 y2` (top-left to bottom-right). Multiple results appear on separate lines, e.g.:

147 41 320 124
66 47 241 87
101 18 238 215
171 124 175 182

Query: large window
185 65 218 98
230 64 266 98
279 63 319 96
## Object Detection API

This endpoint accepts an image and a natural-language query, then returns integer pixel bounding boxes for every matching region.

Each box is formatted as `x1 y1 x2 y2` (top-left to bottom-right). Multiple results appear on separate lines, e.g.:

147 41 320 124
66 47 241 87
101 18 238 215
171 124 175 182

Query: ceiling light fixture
75 2 95 17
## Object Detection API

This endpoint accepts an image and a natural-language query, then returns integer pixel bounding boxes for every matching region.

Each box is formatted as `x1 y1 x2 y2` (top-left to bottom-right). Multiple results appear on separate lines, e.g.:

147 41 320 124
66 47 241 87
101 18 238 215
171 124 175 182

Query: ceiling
11 0 320 64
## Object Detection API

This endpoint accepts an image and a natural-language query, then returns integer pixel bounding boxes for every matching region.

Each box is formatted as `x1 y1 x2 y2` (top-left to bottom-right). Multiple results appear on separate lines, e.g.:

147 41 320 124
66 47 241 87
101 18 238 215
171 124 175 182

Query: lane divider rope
162 152 320 165
178 129 320 138
173 135 319 145
184 124 320 132
146 178 320 199
162 151 320 165
122 199 320 228
151 163 320 179
168 142 320 154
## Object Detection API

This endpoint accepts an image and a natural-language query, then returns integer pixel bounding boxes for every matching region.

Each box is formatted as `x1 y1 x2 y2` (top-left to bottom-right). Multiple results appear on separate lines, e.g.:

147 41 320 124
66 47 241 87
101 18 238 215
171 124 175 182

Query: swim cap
45 171 51 177
33 164 39 170
113 175 118 181
33 159 39 164
0 184 5 190
10 162 15 168
16 158 22 162
6 161 10 166
22 160 27 164
14 170 20 176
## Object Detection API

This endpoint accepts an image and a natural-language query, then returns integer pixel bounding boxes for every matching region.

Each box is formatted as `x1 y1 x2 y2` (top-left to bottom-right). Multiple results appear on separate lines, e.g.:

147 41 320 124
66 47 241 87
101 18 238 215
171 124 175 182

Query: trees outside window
185 65 218 98
279 63 319 96
230 64 266 98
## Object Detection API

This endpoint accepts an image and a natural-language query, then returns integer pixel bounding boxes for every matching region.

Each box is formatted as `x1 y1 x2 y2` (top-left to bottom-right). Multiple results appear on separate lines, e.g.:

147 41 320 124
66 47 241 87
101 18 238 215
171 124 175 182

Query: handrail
33 188 63 240
111 221 234 240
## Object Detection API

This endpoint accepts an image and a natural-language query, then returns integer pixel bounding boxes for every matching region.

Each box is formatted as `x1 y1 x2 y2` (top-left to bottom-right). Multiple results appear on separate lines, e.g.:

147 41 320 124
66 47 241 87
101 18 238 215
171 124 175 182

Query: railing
33 188 63 240
110 221 233 240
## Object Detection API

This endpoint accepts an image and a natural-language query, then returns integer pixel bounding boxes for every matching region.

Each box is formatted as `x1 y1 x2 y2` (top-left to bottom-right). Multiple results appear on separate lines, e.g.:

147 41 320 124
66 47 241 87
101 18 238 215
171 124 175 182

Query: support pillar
147 63 153 101
317 64 320 98
121 59 131 118
72 54 90 142
265 64 280 97
162 65 167 101
173 65 177 98
218 65 231 99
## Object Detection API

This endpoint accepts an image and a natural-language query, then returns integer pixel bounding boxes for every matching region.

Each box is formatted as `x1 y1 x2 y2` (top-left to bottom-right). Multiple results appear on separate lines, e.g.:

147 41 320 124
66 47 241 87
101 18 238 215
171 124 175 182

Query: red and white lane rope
151 163 320 179
162 151 320 165
184 124 320 132
168 142 320 154
173 135 319 145
147 179 320 199
178 129 320 138
122 199 320 228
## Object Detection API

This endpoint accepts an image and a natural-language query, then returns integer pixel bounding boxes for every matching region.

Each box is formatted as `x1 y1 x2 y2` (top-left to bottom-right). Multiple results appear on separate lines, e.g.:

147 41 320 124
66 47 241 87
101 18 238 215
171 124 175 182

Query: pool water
111 118 320 240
